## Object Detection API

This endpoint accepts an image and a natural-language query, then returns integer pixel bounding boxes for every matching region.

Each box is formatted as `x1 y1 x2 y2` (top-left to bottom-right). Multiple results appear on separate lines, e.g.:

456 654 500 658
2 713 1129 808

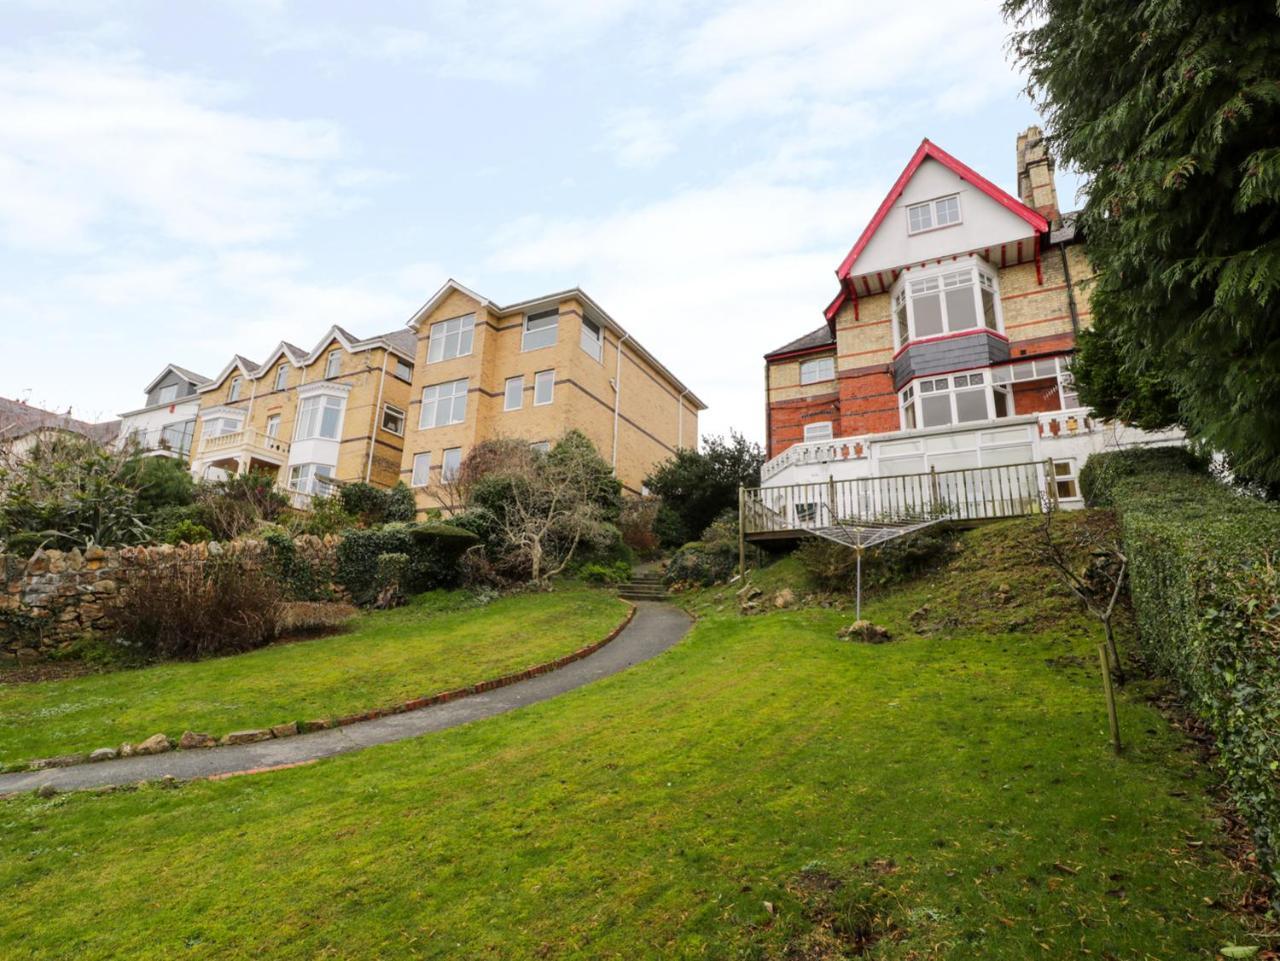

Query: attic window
325 351 341 379
274 366 287 391
799 356 835 385
906 194 961 234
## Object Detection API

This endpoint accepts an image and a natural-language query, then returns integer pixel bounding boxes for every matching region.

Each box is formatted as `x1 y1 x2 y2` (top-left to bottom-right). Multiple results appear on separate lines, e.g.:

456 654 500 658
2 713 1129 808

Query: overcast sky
0 0 1081 443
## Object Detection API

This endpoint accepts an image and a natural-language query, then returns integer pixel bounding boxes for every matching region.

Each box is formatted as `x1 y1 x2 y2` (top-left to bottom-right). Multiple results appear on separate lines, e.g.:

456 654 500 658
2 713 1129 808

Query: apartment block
188 326 416 500
400 281 704 510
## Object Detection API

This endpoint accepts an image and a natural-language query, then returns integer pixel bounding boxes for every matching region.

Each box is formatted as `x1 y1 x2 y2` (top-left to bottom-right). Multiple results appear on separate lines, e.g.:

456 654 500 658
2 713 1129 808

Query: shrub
335 522 477 605
373 552 410 608
579 561 631 585
795 527 956 594
123 455 195 515
262 529 332 601
113 557 283 660
644 431 765 547
620 497 662 558
162 519 213 545
1082 448 1280 888
294 495 356 537
277 601 357 635
664 541 737 588
337 481 419 526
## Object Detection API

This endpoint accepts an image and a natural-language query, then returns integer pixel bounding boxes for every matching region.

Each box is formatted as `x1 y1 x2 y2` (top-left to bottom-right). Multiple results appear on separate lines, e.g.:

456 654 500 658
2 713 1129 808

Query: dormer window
906 194 961 234
799 356 835 385
891 259 1002 349
274 366 287 391
325 351 341 379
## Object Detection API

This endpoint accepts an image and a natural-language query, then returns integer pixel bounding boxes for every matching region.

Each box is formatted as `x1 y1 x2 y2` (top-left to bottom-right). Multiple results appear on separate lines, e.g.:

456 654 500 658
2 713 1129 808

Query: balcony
199 428 290 466
120 424 195 459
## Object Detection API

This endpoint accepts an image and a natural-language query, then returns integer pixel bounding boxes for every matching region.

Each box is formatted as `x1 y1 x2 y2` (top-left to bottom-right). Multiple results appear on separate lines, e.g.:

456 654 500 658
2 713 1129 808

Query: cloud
489 177 883 439
0 52 353 251
601 107 678 169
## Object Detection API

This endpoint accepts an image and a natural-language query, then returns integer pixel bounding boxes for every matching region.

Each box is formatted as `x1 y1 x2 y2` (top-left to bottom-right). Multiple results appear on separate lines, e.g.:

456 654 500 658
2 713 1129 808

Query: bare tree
1036 510 1128 684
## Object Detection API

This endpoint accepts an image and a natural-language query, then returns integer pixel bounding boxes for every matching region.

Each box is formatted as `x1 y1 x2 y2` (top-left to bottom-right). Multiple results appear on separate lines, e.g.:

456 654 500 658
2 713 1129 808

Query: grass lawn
0 518 1258 959
0 586 628 767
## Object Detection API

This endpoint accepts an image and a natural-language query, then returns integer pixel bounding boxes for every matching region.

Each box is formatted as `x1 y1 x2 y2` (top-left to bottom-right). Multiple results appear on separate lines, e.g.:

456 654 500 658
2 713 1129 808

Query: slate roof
376 328 418 357
0 397 120 446
169 365 210 386
765 325 836 359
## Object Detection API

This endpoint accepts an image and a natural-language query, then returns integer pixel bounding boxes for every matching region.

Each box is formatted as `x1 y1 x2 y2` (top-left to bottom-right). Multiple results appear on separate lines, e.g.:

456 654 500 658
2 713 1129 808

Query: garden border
17 603 637 774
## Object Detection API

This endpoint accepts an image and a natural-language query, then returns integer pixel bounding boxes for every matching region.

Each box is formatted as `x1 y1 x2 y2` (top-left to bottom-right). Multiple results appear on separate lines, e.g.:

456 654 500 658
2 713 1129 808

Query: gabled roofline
764 342 837 363
143 363 209 395
403 279 706 411
823 139 1051 328
197 355 259 394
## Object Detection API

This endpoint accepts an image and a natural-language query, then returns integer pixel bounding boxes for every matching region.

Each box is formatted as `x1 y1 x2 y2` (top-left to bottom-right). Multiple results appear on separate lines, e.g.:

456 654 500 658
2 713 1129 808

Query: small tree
1036 510 1128 683
644 431 765 546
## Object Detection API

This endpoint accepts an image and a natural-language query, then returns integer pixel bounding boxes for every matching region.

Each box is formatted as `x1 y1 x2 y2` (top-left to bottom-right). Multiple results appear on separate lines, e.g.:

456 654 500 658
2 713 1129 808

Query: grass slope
0 587 627 766
0 518 1254 959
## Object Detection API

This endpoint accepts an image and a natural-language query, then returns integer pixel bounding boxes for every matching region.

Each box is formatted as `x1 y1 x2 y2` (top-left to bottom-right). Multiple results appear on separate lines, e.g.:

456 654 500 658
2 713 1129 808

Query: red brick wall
767 391 840 457
1008 331 1075 359
838 366 899 436
1012 378 1063 414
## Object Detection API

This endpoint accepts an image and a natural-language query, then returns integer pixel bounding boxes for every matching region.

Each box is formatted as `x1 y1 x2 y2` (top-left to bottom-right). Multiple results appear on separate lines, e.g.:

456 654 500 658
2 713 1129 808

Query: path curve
0 602 693 795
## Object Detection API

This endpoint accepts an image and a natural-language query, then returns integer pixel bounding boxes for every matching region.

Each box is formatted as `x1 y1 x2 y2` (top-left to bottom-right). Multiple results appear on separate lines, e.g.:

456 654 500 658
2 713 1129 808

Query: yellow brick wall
401 291 699 510
191 340 410 489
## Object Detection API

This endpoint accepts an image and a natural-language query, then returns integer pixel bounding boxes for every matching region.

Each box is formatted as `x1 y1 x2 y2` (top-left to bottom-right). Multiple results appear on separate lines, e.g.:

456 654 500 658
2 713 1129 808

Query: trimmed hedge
1083 448 1280 888
335 522 478 606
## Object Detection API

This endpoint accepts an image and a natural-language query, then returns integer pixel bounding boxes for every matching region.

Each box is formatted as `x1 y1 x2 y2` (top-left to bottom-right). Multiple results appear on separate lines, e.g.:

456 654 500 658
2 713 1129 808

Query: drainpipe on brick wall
365 349 390 482
1059 241 1081 338
610 332 632 474
676 388 690 450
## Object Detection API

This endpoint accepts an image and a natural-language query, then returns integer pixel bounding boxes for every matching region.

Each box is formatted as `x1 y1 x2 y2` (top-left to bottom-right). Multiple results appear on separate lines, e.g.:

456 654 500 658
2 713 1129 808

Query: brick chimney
1016 126 1060 225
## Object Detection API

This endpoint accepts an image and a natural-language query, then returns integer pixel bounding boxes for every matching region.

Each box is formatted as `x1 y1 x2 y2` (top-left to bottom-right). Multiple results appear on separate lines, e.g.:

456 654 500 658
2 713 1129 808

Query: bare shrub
277 601 357 635
114 557 283 660
620 496 662 558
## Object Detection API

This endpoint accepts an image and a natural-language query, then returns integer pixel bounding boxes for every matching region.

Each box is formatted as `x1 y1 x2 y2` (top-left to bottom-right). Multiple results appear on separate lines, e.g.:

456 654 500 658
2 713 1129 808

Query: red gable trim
834 139 1049 281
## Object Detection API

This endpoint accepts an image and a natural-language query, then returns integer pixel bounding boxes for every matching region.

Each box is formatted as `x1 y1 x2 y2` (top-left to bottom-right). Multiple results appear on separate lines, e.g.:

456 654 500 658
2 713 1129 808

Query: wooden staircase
618 570 668 603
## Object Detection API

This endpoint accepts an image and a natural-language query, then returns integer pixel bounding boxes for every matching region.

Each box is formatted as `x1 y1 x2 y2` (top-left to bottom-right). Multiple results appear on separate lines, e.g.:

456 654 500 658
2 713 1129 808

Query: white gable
854 158 1039 280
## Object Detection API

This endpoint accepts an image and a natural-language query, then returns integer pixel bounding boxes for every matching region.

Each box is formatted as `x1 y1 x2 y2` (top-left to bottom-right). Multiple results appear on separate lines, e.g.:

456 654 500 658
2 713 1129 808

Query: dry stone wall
0 535 342 660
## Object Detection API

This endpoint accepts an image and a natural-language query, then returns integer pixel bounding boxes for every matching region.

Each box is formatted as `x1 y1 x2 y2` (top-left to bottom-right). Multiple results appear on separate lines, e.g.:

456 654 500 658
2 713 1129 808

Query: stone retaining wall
0 536 342 660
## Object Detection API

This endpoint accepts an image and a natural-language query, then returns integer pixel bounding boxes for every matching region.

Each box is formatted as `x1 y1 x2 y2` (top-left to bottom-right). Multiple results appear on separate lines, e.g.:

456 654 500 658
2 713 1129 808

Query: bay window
799 356 834 385
295 394 344 440
288 463 334 495
899 370 1014 430
892 259 1003 349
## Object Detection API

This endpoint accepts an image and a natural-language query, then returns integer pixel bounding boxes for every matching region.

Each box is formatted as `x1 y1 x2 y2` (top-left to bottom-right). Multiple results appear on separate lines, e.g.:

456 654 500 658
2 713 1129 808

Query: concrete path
0 602 693 795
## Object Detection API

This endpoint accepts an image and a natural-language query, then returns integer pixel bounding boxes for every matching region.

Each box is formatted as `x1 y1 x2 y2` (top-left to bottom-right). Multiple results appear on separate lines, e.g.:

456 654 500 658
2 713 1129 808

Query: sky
0 0 1081 444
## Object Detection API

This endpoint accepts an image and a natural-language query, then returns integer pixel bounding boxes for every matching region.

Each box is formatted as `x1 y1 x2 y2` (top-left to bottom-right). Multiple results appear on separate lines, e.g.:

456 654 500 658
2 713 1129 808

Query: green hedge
1083 448 1280 887
335 522 477 606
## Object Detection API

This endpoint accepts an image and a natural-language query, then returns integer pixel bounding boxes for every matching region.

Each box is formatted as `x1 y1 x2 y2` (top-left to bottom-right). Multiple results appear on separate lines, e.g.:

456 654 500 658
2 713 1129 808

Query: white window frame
906 193 962 235
228 376 242 402
411 451 431 487
579 317 603 362
381 404 405 437
287 463 334 496
419 378 469 429
521 309 559 352
394 358 414 382
274 366 288 391
899 370 1009 431
265 414 281 439
441 447 462 482
426 314 475 364
891 257 1003 350
1053 458 1080 500
324 351 341 379
504 375 524 411
158 384 178 405
803 421 834 442
533 369 555 406
799 356 835 385
295 394 345 441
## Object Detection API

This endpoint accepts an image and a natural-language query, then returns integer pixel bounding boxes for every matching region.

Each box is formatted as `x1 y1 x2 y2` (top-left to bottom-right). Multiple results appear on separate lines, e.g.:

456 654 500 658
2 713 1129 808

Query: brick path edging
17 604 637 774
